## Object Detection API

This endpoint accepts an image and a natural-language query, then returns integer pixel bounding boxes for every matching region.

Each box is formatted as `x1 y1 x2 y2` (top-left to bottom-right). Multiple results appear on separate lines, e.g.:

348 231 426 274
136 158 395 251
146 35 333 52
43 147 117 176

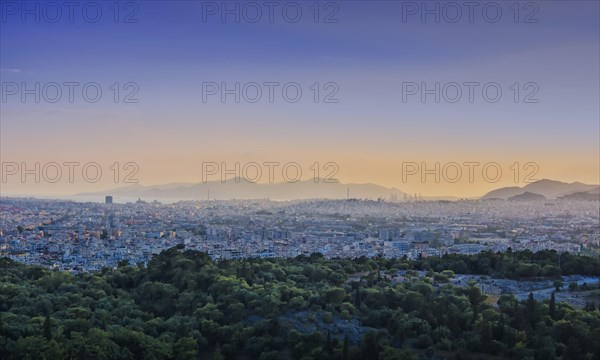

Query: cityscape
1 196 598 272
1 0 599 359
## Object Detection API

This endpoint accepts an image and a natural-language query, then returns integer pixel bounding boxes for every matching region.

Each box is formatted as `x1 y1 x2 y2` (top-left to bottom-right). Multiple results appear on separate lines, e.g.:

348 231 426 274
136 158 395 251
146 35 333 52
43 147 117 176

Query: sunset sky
1 0 598 198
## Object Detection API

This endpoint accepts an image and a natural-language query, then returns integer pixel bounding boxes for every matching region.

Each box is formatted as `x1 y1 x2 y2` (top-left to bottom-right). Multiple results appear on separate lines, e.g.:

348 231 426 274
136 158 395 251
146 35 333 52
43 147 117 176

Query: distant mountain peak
531 179 564 185
482 179 598 200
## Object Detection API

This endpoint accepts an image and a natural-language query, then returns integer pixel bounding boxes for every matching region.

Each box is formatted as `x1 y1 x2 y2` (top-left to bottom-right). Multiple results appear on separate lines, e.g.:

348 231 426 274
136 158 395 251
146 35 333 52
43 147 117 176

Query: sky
1 0 599 198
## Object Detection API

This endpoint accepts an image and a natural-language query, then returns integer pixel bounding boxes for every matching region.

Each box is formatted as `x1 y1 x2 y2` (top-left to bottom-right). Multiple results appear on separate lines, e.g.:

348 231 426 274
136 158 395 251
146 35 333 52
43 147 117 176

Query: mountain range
481 179 599 200
75 179 599 202
76 178 409 202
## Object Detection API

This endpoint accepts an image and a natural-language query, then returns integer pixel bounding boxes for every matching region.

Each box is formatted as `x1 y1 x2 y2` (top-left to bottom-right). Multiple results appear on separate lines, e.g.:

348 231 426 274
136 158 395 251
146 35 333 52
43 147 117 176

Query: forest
1 247 599 360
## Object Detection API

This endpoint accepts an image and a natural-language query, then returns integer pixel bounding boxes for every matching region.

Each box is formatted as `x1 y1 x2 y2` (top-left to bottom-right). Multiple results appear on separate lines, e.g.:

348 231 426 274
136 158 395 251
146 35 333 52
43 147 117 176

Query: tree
343 335 349 360
326 330 333 355
14 336 48 360
324 287 346 306
549 291 556 320
526 292 537 328
541 265 561 278
213 344 225 360
43 312 52 340
568 282 579 291
553 280 563 291
360 332 381 360
526 292 535 313
173 336 198 360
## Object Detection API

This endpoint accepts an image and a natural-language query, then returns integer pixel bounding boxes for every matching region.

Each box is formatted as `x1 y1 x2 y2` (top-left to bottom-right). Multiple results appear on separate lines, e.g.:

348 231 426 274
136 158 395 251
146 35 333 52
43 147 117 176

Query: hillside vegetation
1 247 599 360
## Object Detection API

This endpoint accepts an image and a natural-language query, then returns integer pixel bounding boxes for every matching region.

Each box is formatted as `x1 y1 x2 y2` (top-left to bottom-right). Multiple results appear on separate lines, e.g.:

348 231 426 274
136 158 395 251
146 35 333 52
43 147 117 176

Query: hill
559 187 600 201
508 192 547 201
482 180 598 200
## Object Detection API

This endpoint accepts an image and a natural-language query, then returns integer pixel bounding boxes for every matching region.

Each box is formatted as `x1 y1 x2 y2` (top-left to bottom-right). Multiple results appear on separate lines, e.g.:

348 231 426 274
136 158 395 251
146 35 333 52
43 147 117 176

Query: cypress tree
549 291 556 320
44 312 52 340
343 335 349 360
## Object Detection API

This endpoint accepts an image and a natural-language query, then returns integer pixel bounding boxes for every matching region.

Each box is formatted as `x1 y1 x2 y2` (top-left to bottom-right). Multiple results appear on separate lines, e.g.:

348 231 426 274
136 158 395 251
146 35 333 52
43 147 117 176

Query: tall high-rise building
105 196 113 204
